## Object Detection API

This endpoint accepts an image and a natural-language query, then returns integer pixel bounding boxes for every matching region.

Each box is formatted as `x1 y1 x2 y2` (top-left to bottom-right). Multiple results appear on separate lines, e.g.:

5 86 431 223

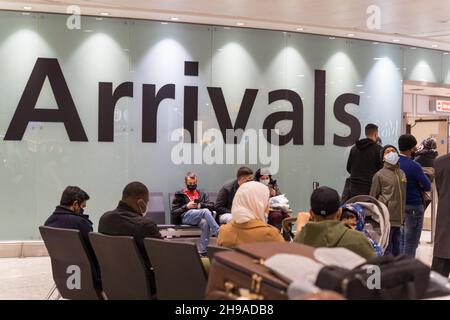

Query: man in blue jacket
398 134 431 257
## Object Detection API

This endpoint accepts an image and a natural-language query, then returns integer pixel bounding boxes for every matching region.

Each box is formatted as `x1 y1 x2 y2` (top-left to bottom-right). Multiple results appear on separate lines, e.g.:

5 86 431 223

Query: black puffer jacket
346 138 383 196
414 149 438 168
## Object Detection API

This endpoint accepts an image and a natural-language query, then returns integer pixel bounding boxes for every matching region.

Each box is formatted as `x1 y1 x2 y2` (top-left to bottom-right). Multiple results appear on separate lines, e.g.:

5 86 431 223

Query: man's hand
187 201 198 209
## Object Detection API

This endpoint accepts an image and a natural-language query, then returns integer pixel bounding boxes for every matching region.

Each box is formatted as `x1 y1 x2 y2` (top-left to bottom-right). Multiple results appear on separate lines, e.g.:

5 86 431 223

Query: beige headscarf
231 181 270 224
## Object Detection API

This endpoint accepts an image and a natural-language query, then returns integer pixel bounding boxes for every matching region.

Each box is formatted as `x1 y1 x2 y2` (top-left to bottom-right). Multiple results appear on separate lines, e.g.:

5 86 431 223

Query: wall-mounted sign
436 100 450 113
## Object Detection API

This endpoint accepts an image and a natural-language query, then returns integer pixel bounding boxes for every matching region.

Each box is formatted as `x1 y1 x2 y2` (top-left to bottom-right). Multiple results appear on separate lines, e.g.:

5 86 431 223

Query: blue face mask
384 151 399 165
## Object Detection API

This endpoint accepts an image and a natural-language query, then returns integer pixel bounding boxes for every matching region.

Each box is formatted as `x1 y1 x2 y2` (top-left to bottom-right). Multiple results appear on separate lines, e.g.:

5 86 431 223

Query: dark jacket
98 201 162 270
346 138 383 197
170 189 215 224
44 206 100 283
215 180 240 217
45 206 94 245
433 154 450 259
399 155 431 206
414 149 438 168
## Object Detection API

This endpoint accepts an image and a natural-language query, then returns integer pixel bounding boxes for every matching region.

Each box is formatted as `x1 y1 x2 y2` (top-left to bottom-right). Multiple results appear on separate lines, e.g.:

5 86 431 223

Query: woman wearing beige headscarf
217 181 284 248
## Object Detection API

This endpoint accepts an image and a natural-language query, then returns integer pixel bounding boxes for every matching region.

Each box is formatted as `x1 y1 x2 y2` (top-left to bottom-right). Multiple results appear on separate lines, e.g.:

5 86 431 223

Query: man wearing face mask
45 186 93 250
370 145 407 256
171 172 218 257
99 182 161 274
44 186 100 284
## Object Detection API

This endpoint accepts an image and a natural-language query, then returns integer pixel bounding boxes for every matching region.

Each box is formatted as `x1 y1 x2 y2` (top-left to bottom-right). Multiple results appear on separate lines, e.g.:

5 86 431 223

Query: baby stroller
343 195 391 255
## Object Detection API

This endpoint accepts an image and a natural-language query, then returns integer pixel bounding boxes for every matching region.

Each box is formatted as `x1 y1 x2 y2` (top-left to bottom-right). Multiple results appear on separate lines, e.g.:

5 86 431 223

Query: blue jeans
384 227 401 256
182 209 219 254
400 205 424 258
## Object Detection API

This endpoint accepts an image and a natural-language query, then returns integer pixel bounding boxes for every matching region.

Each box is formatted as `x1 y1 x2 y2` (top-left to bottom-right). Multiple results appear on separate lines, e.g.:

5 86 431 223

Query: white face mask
384 151 399 165
260 179 270 186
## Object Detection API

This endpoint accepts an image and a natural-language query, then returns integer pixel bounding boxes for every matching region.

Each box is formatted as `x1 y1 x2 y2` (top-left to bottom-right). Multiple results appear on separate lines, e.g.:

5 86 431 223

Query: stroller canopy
344 195 391 254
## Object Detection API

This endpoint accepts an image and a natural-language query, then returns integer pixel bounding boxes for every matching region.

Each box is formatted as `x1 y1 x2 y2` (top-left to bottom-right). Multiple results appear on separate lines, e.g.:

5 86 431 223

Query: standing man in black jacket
171 171 219 256
345 123 383 200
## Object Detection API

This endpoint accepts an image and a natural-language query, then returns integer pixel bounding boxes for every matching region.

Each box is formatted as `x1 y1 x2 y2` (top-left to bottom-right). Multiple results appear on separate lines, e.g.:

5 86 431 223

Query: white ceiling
404 81 450 98
2 0 450 51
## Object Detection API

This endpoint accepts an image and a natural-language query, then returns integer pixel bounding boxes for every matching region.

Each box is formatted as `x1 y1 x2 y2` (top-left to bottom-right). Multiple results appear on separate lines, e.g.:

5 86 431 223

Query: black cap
398 134 417 152
310 186 340 216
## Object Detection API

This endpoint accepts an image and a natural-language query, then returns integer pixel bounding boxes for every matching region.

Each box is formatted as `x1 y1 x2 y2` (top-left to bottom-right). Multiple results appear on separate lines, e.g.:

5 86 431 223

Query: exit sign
436 100 450 112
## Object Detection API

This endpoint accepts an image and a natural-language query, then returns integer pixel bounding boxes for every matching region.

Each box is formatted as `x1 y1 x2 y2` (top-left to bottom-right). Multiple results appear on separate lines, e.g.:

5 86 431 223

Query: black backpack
315 255 430 300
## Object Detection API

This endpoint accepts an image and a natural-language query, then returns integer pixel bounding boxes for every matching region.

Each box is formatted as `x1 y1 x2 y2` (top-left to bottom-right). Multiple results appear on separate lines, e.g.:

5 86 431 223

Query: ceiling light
373 57 382 60
297 74 305 77
356 84 363 87
95 17 103 21
347 33 355 37
444 52 449 55
431 44 438 48
372 42 379 44
99 12 110 16
359 91 365 94
296 27 304 31
223 26 231 30
236 22 245 26
392 39 400 43
161 22 168 25
410 47 417 50
84 29 93 33
329 37 336 40
23 6 32 10
22 12 31 15
170 17 179 21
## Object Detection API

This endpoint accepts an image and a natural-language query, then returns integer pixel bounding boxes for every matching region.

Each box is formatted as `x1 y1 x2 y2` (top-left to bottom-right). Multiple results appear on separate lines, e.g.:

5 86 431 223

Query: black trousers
431 256 450 278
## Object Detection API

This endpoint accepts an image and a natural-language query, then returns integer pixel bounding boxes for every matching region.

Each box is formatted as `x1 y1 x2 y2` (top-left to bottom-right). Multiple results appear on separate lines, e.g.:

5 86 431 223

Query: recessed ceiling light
297 74 305 77
444 52 449 55
236 22 245 26
23 6 32 10
329 37 336 40
347 33 355 37
99 12 110 16
22 12 31 15
356 84 363 87
161 22 168 25
372 42 379 45
359 91 365 94
95 17 103 21
392 39 400 43
431 44 438 48
223 26 231 30
170 17 179 21
296 27 304 31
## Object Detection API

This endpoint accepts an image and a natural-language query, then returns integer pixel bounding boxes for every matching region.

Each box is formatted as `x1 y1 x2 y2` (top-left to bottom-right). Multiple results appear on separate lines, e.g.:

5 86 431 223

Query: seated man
294 186 376 260
215 166 253 224
44 186 99 283
171 171 219 257
99 181 162 290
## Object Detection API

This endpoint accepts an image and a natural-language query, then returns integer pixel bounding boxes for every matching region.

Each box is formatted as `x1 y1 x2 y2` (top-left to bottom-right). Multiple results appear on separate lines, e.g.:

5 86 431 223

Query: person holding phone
171 171 219 257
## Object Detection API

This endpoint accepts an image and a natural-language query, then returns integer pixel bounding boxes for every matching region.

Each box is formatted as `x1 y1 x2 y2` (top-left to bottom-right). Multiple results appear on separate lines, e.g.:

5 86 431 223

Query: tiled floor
0 231 441 300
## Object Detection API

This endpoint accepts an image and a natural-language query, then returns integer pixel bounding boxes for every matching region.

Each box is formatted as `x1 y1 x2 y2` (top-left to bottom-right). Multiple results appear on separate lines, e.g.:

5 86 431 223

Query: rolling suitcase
206 242 316 300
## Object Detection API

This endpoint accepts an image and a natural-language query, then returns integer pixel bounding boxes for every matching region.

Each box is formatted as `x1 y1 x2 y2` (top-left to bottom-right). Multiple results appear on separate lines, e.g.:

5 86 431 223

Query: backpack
315 254 430 299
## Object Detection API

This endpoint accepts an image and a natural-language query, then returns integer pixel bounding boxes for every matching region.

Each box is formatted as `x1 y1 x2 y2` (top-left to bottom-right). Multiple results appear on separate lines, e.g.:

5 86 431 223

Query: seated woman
255 168 289 228
217 181 284 248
